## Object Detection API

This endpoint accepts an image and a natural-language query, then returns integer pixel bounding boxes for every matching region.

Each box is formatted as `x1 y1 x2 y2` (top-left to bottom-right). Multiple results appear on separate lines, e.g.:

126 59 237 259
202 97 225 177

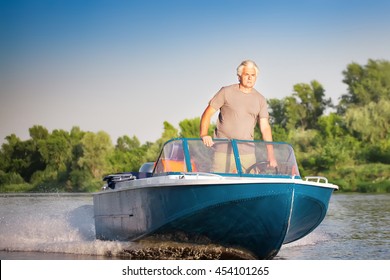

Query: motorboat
93 138 338 259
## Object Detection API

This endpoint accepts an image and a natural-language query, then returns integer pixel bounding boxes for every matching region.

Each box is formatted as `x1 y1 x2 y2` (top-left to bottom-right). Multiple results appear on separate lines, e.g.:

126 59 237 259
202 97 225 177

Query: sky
1 0 390 145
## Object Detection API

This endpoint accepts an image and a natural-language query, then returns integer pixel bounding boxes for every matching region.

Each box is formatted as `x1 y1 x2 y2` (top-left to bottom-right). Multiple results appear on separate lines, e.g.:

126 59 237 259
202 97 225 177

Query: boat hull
94 182 294 259
284 183 334 243
94 179 335 259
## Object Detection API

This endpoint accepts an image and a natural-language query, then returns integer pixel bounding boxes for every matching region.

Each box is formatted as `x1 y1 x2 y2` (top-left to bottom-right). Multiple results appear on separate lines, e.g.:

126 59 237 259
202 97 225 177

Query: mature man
200 60 277 171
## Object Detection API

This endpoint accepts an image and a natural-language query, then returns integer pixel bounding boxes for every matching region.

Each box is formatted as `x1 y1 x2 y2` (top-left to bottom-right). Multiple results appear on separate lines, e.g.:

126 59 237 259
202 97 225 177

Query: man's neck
238 84 253 93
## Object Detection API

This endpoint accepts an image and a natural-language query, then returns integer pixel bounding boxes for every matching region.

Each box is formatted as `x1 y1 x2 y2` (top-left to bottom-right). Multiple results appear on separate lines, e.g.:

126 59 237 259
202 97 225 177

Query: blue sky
1 0 390 144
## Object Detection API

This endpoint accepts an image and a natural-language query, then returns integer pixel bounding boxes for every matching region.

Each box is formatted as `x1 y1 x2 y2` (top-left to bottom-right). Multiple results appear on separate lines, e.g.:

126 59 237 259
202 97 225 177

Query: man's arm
259 117 277 167
259 118 273 141
200 105 216 147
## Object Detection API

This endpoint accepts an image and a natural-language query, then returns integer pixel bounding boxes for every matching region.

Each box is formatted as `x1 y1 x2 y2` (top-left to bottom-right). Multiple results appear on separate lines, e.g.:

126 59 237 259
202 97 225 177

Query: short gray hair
237 60 259 76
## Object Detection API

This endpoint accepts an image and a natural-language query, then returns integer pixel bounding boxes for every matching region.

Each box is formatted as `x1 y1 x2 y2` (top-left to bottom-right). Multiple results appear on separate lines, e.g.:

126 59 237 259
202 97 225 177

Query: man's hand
201 135 214 147
268 158 278 168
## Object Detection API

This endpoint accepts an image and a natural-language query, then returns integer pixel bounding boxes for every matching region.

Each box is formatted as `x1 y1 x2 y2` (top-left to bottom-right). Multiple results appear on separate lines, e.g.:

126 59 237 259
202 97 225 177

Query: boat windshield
153 138 300 177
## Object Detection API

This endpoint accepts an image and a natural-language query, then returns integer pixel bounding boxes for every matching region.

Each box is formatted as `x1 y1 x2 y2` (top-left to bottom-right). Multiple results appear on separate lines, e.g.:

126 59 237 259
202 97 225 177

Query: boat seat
160 159 198 172
155 141 198 173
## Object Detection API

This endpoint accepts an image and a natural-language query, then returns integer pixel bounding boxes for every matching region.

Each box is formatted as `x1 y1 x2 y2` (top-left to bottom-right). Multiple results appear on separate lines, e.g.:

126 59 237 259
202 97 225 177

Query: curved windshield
154 138 300 177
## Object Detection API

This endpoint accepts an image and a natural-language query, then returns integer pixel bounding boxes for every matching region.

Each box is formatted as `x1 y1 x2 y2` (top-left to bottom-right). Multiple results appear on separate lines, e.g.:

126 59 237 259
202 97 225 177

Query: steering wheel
245 161 278 175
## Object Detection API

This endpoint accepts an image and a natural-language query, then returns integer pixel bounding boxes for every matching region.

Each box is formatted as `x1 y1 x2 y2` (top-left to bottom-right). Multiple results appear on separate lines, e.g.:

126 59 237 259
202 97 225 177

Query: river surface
0 193 389 260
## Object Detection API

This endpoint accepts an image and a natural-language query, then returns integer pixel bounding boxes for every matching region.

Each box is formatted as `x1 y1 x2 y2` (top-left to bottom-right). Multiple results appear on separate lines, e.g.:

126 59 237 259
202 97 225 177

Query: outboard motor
102 173 136 190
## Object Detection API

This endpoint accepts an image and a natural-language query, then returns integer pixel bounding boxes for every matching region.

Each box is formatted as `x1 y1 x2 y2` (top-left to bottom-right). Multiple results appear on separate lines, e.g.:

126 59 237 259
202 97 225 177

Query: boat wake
0 196 129 258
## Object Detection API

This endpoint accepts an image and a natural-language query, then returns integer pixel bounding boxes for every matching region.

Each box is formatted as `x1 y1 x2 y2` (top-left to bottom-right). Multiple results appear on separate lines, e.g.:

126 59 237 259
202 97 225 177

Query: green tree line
1 59 389 193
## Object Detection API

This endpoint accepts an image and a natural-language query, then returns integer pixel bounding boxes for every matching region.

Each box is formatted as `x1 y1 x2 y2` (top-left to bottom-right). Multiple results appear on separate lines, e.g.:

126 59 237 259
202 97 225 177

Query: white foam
0 195 134 257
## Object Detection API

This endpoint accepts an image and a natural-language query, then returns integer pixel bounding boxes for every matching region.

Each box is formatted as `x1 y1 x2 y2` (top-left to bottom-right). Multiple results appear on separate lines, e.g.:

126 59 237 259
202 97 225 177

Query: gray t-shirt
209 84 269 140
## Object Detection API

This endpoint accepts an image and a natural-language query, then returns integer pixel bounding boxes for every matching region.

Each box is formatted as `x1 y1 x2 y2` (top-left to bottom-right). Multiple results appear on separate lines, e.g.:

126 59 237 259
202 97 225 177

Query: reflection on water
0 193 389 260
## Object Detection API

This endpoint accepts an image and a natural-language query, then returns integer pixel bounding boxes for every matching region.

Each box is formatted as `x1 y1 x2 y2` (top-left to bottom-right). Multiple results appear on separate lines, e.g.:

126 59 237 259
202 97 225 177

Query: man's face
239 66 257 89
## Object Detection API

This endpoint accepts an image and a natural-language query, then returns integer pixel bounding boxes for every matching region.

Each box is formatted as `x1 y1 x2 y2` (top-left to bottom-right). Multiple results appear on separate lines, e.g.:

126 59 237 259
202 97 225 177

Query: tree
339 59 390 113
179 117 201 138
25 129 73 189
0 134 28 186
160 121 179 141
69 126 86 171
265 99 289 142
317 113 348 140
268 98 288 128
178 117 216 138
0 134 21 172
286 81 332 130
110 135 146 173
0 135 46 182
26 126 48 180
116 135 141 152
345 100 390 143
29 125 49 142
38 129 72 171
78 131 113 179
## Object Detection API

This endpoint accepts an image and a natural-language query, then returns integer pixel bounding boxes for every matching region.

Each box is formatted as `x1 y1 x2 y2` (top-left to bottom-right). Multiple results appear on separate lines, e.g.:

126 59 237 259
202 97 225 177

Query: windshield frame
153 138 300 178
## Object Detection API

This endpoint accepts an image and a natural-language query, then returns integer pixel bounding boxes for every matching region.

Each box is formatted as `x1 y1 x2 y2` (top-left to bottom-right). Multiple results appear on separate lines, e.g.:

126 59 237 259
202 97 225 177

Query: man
200 60 277 172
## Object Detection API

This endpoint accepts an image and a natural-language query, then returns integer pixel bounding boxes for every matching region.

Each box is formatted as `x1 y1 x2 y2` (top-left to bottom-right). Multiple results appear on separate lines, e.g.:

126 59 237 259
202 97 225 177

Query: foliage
109 135 148 173
338 59 390 113
285 81 332 130
344 100 390 143
0 59 389 193
0 170 25 185
268 98 287 128
324 164 390 193
78 131 113 177
179 117 201 138
0 182 34 193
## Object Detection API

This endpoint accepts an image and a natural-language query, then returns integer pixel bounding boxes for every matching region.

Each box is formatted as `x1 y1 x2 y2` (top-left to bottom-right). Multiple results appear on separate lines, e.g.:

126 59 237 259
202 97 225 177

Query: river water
0 193 389 260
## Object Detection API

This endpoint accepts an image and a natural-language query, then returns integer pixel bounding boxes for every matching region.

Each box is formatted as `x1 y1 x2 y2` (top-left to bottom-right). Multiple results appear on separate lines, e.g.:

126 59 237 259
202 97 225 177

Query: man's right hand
201 135 214 147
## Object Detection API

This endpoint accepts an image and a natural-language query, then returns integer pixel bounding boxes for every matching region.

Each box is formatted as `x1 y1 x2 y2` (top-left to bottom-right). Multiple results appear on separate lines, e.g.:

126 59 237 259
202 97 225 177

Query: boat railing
304 176 328 184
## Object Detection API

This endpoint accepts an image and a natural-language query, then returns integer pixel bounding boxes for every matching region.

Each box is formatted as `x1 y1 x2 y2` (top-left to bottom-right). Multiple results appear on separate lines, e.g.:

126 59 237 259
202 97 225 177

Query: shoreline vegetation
1 59 389 193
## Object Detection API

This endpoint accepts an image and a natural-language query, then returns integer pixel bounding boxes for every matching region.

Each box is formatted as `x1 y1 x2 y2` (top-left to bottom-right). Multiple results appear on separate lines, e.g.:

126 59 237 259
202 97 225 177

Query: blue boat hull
284 183 334 244
94 181 334 259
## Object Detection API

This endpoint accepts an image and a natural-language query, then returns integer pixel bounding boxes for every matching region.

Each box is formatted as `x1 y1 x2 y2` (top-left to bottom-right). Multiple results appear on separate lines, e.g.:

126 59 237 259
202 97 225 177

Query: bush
69 169 96 192
323 163 390 193
0 171 26 185
0 183 34 193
